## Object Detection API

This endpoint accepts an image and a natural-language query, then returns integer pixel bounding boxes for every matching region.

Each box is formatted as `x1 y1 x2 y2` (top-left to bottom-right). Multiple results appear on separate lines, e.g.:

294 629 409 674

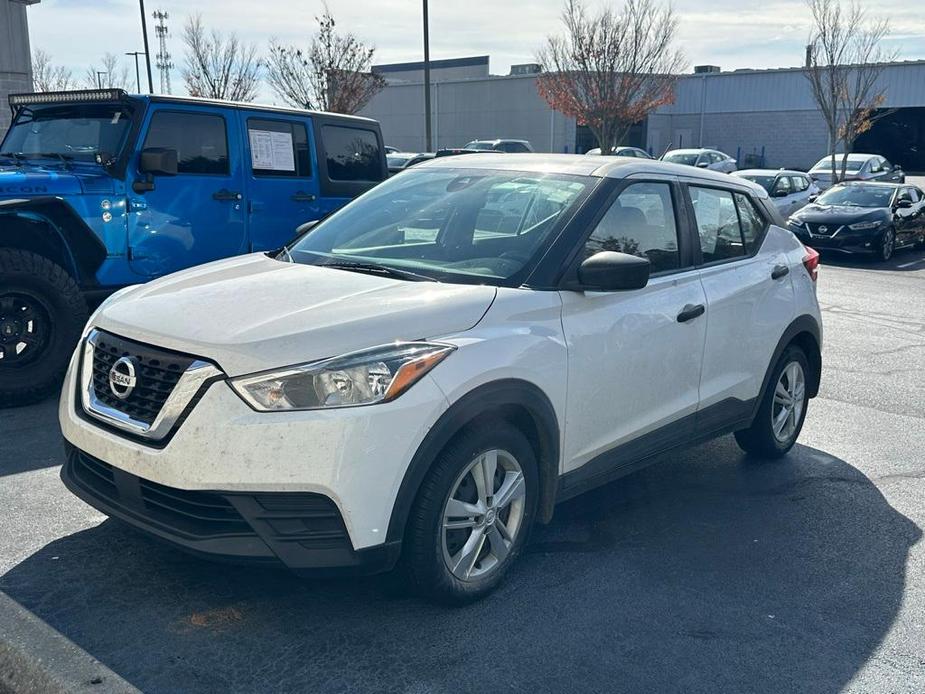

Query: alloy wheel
771 361 806 443
0 292 51 367
441 448 526 581
881 228 895 260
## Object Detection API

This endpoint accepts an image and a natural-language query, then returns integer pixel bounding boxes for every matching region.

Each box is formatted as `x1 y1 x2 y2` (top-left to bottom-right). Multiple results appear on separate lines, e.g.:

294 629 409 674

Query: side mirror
808 194 818 202
772 188 789 198
696 161 709 168
577 251 650 291
139 147 178 176
896 198 913 209
893 164 902 171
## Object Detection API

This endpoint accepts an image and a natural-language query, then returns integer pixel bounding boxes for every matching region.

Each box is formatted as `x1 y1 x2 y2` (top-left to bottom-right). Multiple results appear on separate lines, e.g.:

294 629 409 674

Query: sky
25 0 925 102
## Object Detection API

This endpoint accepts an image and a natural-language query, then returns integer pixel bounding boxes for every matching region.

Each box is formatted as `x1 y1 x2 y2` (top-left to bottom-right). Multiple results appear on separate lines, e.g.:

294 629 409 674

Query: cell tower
152 10 173 94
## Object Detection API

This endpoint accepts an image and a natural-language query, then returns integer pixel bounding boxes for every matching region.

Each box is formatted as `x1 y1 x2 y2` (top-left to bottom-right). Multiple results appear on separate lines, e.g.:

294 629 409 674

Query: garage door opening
855 108 925 174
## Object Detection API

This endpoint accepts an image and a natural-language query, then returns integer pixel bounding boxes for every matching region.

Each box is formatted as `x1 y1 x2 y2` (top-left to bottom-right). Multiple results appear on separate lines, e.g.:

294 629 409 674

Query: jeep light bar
9 89 127 108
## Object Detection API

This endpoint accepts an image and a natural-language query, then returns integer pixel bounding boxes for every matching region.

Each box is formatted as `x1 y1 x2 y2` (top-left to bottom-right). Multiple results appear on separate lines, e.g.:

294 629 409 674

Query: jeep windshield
286 168 593 287
1 103 134 163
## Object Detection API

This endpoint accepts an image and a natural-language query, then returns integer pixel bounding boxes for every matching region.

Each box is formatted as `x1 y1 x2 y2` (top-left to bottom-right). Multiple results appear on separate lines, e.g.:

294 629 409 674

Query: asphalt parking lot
2 246 924 693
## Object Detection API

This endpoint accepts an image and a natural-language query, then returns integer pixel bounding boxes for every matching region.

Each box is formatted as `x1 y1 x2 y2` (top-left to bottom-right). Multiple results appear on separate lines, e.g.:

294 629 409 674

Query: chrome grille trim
79 329 223 440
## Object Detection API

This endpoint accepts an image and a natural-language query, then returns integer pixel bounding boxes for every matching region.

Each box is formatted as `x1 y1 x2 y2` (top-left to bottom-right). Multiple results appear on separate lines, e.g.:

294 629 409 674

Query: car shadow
0 398 62 476
1 437 919 694
819 246 925 271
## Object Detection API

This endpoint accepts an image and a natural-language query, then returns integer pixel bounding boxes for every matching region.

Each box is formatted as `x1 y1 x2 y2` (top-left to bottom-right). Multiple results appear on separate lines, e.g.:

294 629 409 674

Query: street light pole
96 71 107 89
125 52 145 93
138 0 154 93
423 0 432 152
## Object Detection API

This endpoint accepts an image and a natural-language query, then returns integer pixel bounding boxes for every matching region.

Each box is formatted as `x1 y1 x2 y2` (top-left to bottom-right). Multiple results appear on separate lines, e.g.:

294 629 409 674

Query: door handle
677 304 705 323
291 191 316 202
771 264 790 280
213 189 242 201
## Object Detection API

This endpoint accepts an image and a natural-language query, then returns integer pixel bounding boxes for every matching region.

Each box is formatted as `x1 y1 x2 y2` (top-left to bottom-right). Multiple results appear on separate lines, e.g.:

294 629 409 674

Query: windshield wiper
319 260 438 282
0 152 26 167
36 152 74 169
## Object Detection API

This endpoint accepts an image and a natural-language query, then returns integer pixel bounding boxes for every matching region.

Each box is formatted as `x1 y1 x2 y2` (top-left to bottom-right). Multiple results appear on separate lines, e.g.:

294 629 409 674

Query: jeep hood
0 164 114 197
94 253 498 376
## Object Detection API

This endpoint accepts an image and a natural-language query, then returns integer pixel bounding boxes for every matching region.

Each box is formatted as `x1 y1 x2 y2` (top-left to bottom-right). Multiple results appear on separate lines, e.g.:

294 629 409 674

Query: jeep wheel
404 420 538 604
0 249 87 407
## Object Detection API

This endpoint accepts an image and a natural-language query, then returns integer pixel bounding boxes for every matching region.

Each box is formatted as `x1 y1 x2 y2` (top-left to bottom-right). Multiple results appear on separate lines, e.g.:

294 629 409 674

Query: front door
560 179 707 474
127 106 247 278
243 115 322 251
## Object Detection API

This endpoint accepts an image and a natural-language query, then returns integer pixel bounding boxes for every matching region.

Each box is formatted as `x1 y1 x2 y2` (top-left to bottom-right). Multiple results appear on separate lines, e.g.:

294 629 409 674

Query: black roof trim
373 55 489 74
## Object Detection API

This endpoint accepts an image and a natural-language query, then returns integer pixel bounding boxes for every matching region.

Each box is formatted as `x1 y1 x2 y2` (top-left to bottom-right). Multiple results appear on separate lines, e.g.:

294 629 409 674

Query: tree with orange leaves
536 0 685 154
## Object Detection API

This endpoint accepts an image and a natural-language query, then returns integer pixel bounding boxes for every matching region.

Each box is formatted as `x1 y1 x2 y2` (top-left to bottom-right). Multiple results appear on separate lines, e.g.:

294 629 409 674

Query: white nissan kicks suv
59 154 822 603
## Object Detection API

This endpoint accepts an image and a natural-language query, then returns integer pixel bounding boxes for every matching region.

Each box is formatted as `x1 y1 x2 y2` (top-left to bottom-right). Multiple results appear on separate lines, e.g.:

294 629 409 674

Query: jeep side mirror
139 148 178 176
577 251 650 291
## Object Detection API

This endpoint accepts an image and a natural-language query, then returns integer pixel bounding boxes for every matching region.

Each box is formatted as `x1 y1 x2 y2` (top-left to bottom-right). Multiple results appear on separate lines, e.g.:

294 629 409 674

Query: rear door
685 184 795 416
127 105 247 278
893 186 923 246
243 115 321 251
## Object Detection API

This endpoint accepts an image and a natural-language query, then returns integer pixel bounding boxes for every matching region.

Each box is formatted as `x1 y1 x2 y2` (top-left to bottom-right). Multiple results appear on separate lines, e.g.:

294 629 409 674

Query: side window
911 188 923 203
247 118 311 178
689 186 746 262
790 176 807 192
322 126 382 181
143 111 228 175
898 188 914 203
869 158 882 173
774 176 792 195
734 193 766 255
584 181 681 274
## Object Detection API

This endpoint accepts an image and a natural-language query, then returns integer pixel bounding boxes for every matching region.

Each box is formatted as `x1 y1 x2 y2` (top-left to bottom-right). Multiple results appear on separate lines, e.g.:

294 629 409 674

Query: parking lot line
896 258 925 268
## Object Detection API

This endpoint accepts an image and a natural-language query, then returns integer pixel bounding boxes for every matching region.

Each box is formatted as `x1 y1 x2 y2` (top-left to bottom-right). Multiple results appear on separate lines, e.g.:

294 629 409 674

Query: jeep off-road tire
403 420 539 604
0 249 87 407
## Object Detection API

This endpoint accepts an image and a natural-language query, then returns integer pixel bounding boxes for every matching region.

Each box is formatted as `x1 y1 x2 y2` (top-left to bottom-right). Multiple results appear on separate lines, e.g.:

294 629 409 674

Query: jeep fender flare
386 379 561 545
0 196 106 285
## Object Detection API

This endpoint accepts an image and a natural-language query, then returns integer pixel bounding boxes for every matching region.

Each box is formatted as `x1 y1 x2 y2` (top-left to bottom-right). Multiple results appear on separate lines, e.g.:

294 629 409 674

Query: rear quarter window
322 125 382 181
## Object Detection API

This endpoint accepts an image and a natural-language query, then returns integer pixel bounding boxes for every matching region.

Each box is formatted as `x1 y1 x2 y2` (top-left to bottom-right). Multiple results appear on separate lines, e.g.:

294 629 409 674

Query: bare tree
84 53 130 89
32 48 73 91
265 5 385 113
182 15 261 102
805 0 895 180
536 0 685 153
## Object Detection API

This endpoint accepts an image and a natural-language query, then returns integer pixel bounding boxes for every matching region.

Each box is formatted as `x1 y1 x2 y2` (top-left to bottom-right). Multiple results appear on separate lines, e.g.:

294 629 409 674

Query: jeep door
243 115 322 251
559 178 707 476
127 105 247 278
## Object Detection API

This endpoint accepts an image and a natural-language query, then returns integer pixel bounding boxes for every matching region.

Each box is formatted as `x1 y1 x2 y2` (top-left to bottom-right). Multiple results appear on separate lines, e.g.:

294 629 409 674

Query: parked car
735 169 820 216
662 148 738 173
385 145 401 154
584 146 653 158
434 148 503 158
387 151 435 175
787 181 925 261
60 153 822 603
464 139 535 153
808 153 904 190
0 89 387 406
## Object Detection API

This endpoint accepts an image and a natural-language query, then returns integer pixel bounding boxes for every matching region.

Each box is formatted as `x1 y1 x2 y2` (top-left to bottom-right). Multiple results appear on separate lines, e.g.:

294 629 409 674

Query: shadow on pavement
0 399 62 477
1 437 920 694
819 246 925 271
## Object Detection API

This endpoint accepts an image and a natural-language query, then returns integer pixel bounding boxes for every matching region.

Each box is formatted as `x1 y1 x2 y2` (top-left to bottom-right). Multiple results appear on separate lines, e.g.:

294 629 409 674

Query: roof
373 55 489 74
137 94 379 124
415 153 769 196
736 169 809 177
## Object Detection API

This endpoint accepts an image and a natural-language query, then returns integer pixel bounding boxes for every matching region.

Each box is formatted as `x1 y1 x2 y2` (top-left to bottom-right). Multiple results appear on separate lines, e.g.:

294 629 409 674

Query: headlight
848 221 882 230
230 342 455 411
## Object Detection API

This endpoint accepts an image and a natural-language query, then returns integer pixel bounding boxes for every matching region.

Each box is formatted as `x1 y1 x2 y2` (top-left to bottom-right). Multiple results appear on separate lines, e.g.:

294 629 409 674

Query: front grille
806 223 840 237
90 331 197 425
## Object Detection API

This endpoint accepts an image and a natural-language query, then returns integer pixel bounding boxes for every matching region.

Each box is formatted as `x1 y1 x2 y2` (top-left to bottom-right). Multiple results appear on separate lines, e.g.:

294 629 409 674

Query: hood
95 253 498 376
0 163 114 197
790 203 889 225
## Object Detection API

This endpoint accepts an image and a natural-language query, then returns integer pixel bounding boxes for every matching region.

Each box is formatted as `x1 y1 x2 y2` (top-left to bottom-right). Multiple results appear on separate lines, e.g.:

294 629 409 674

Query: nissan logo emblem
818 225 828 233
108 356 138 400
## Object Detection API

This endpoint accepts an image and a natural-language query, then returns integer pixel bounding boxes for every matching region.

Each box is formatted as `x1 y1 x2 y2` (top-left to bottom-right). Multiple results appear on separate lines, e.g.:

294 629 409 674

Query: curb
0 591 140 694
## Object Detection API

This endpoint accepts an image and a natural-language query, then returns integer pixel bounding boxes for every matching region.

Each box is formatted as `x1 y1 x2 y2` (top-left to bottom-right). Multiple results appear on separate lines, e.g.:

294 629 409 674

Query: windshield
812 157 865 173
739 175 776 192
816 185 893 208
465 141 494 150
663 152 699 166
287 168 593 286
2 103 133 163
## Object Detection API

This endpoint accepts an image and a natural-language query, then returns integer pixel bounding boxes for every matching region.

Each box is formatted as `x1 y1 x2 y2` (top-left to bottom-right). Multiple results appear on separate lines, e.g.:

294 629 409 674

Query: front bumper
790 226 883 254
61 443 401 574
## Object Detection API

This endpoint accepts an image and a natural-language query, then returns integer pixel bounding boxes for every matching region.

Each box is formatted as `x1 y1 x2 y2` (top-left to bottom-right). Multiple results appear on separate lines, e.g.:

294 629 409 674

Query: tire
0 248 87 407
734 345 810 459
403 419 539 604
877 227 895 261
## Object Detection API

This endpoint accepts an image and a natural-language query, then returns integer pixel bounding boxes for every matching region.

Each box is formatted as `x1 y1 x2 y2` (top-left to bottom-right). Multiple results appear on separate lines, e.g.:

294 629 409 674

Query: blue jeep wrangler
0 89 387 405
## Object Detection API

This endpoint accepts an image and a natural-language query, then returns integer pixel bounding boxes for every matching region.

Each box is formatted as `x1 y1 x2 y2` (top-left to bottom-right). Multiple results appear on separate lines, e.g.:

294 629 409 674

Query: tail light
802 245 820 282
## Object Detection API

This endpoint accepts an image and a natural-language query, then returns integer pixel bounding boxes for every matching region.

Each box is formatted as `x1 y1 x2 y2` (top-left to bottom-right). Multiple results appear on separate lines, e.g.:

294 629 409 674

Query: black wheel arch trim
0 196 106 285
753 314 822 420
386 378 560 544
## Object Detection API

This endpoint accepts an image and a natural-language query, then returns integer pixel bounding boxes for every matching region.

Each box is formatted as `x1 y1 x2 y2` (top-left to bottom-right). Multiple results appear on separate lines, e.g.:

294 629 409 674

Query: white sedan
734 169 820 216
662 148 737 173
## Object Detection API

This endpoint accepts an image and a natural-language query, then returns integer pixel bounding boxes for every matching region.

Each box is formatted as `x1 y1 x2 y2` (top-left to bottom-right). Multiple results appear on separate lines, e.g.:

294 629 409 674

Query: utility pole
423 0 432 151
153 10 173 94
125 51 145 93
96 71 107 89
138 0 154 93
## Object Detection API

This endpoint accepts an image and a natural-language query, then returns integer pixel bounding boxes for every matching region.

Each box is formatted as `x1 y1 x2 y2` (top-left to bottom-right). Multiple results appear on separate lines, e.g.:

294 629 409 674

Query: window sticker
249 129 295 171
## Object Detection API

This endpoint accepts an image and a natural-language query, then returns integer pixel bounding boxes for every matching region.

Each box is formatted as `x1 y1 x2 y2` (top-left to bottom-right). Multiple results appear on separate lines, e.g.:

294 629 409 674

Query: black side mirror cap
139 147 178 176
896 198 913 209
576 251 650 291
772 189 789 197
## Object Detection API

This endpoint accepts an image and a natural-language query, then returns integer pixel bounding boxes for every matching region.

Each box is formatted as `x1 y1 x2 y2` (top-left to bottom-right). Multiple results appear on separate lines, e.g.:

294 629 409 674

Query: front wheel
878 227 895 261
403 420 538 604
735 345 810 458
0 249 87 407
